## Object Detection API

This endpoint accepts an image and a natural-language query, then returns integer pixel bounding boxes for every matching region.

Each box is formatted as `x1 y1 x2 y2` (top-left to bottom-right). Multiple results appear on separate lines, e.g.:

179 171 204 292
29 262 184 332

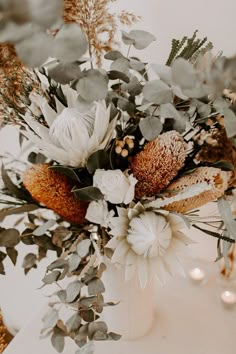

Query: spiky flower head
107 203 192 288
22 164 88 224
23 87 116 167
164 167 231 213
130 131 187 198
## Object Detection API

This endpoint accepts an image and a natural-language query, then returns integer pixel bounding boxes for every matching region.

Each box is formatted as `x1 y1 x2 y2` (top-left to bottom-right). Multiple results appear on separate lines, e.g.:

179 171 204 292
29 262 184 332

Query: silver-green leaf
66 280 82 302
139 116 162 141
65 313 81 332
143 80 173 104
76 69 108 101
53 24 88 62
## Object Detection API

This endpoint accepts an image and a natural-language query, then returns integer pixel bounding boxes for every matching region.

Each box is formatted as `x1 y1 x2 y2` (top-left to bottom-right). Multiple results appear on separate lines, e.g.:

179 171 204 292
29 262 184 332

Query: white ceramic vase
101 260 155 340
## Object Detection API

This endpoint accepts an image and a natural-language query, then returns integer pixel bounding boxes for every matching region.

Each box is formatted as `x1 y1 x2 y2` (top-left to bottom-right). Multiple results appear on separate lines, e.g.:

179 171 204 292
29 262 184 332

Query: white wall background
111 0 236 63
1 0 236 155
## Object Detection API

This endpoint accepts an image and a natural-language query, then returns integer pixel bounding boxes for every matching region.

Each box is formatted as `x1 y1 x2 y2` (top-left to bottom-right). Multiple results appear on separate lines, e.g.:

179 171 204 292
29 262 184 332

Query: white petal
23 114 51 142
40 102 57 126
91 101 109 143
61 85 78 107
55 96 66 114
112 240 129 263
137 256 149 288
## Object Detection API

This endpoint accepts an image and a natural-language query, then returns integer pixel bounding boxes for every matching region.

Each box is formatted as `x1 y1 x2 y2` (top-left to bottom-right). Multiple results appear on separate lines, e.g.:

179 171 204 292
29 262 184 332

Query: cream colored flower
85 199 114 227
23 86 116 167
107 204 192 288
93 169 137 205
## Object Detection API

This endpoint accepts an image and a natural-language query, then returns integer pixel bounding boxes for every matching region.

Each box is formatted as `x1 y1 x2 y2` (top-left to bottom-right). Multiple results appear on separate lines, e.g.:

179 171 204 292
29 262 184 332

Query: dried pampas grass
63 0 140 66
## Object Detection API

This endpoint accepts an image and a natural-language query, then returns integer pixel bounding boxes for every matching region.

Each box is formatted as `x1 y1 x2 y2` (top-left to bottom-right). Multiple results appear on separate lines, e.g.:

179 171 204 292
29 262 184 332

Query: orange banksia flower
130 131 187 198
195 128 236 187
164 166 231 213
23 164 88 224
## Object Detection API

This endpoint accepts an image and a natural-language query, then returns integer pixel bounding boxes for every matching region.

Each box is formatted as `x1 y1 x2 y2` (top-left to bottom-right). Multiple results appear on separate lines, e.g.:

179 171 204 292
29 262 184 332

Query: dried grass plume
63 0 140 66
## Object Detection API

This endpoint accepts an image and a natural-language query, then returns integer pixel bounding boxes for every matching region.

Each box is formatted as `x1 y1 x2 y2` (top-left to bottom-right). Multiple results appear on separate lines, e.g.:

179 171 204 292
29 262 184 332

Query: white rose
85 200 114 227
93 169 137 205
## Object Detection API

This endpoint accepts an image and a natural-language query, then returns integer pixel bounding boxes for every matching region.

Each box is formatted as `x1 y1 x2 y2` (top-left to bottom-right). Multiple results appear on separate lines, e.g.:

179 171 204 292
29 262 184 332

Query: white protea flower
107 204 192 288
23 86 116 167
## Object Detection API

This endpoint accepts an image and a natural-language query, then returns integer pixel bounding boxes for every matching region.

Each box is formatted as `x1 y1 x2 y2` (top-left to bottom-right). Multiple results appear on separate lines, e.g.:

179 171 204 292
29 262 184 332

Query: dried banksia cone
23 164 88 224
195 129 236 187
130 131 187 198
164 167 231 213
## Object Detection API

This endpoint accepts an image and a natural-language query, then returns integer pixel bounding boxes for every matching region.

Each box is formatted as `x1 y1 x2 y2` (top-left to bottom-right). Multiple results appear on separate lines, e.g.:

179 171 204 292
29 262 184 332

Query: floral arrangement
1 1 236 353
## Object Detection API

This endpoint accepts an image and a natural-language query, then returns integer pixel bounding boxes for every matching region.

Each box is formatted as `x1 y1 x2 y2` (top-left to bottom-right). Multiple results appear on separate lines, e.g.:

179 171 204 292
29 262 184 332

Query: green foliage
166 30 213 66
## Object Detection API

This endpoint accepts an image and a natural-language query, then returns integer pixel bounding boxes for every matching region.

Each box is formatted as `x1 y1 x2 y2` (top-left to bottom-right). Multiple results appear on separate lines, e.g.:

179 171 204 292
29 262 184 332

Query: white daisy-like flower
107 204 192 288
23 86 116 167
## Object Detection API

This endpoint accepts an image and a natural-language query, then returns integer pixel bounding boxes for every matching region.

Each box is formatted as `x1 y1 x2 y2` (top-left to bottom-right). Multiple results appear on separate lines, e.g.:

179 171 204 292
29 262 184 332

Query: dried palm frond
63 0 140 66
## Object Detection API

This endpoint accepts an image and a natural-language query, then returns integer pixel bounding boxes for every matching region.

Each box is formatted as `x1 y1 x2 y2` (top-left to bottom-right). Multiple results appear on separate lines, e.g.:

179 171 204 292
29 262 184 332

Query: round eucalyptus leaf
15 30 54 67
47 61 82 84
223 108 236 138
121 30 136 46
53 24 88 62
29 0 63 29
111 58 130 76
172 58 197 89
43 308 59 329
122 30 156 50
159 103 182 120
151 64 173 85
88 321 108 340
143 80 173 104
76 69 108 101
0 21 32 43
66 280 82 303
42 270 61 284
65 313 81 333
22 253 37 269
88 278 105 295
129 58 145 72
77 239 91 258
139 116 163 141
0 228 20 247
51 329 65 354
104 50 125 61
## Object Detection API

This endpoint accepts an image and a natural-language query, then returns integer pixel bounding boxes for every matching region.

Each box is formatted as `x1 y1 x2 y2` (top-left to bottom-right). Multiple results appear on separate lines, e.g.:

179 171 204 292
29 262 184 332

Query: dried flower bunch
63 0 140 66
0 1 236 353
0 43 42 127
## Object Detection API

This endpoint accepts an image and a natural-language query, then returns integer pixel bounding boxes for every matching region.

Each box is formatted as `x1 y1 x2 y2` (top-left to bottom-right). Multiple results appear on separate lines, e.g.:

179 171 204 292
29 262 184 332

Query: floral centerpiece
0 0 236 353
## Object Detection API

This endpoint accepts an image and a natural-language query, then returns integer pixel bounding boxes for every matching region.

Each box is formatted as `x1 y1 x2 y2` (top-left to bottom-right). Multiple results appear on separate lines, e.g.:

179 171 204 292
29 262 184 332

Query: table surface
2 204 236 354
3 258 236 354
